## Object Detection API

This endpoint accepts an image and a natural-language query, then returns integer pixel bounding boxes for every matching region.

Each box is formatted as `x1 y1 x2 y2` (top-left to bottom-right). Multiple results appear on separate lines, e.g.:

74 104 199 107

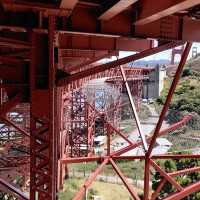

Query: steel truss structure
68 67 153 158
69 90 96 157
171 46 185 65
0 1 200 200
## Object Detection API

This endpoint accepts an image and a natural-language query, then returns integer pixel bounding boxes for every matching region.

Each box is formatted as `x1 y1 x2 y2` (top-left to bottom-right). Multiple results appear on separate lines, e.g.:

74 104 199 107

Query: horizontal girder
0 1 200 42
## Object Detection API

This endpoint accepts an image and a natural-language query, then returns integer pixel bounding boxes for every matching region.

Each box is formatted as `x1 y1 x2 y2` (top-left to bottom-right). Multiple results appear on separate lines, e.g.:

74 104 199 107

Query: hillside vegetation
186 54 200 72
157 58 200 127
58 178 143 200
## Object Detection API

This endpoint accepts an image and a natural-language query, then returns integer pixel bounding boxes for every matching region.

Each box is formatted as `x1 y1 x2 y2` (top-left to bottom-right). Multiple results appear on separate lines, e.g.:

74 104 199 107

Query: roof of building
94 136 106 143
152 146 171 155
156 138 172 146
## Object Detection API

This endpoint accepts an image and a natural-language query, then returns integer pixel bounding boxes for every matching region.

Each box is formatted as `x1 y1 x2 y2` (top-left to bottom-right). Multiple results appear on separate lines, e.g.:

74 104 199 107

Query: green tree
182 68 192 77
152 158 200 200
156 68 200 129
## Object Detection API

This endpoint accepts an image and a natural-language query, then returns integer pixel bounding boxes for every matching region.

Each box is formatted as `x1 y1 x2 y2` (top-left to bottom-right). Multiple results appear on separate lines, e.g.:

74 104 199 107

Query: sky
99 42 200 64
118 42 200 62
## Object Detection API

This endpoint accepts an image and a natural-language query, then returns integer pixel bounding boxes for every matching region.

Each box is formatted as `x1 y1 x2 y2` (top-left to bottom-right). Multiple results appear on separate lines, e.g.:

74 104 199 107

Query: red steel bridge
0 0 200 200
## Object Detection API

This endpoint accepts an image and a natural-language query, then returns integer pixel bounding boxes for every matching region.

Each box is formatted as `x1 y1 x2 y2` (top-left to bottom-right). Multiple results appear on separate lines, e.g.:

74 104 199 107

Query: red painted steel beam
144 157 150 200
0 56 26 64
0 158 29 168
60 0 78 9
120 65 148 151
58 34 153 52
61 156 102 164
0 37 31 49
150 160 183 192
111 114 192 157
152 154 200 159
2 0 71 17
163 181 200 200
29 16 58 200
107 123 133 145
106 76 148 82
73 158 109 200
48 15 57 200
57 41 183 86
107 125 111 156
1 49 29 57
169 166 200 177
0 178 29 200
60 49 113 59
114 153 200 160
135 15 200 42
0 117 30 137
135 0 200 25
0 84 28 88
182 17 200 41
147 42 192 156
98 0 138 20
0 93 23 117
112 155 145 160
151 179 166 200
2 6 200 42
146 167 199 199
0 25 28 33
87 103 134 146
110 158 140 200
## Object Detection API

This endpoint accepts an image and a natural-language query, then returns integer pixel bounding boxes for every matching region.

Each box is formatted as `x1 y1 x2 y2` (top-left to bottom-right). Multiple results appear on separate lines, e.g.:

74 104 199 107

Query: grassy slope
59 178 143 200
120 103 150 133
157 63 200 118
155 58 200 152
68 160 145 180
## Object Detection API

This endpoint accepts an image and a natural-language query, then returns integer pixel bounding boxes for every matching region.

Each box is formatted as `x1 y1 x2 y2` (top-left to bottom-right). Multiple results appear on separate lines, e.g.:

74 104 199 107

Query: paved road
112 103 169 155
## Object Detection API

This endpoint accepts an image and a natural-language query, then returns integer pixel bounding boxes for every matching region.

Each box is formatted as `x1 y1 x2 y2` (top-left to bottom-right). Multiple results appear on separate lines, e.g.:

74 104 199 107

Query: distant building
155 138 172 147
92 195 102 200
120 137 172 156
94 135 106 155
143 64 167 99
152 138 172 155
94 135 106 146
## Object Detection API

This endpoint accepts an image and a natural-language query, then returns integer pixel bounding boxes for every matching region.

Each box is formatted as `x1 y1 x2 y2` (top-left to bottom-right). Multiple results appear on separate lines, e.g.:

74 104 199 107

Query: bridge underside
0 0 200 200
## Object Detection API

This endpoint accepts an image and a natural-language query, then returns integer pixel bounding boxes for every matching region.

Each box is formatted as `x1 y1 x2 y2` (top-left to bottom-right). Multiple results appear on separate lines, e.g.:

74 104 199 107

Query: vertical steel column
86 103 95 156
0 80 3 105
144 156 150 200
58 89 66 190
49 15 58 199
107 124 111 156
111 81 122 128
30 16 57 200
70 91 88 157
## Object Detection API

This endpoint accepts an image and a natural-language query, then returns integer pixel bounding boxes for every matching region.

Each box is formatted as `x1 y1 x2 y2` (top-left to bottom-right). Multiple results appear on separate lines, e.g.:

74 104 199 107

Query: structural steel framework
171 46 184 65
0 1 200 200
